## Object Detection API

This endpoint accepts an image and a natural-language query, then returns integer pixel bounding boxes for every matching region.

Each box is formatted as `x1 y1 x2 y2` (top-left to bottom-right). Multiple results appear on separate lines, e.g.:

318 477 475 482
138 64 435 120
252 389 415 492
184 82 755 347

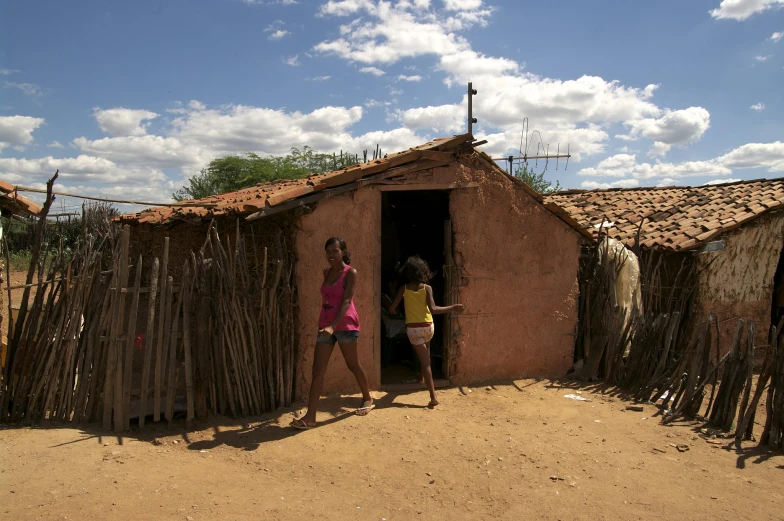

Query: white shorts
406 323 435 345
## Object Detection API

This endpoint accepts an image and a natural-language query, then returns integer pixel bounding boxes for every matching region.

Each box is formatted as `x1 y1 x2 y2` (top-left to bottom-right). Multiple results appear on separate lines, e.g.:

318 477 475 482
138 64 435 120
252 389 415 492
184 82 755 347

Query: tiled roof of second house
544 178 784 251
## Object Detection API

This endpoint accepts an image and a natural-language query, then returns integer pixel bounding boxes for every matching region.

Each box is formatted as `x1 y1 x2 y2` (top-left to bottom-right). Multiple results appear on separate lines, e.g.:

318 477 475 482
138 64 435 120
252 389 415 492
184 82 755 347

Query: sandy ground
1 379 782 521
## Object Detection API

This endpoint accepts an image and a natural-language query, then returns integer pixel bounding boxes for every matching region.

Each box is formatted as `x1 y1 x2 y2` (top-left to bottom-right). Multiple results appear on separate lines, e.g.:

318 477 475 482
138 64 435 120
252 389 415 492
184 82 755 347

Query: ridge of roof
552 177 779 196
115 134 592 242
544 176 784 251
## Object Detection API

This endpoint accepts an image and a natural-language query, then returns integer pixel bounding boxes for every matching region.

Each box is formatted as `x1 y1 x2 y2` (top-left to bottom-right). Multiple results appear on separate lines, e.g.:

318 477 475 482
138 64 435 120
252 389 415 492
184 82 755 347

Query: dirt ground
1 379 782 521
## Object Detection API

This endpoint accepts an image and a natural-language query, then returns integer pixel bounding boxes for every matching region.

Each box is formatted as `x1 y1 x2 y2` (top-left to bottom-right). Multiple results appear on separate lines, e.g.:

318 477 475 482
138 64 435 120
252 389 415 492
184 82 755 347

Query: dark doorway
380 190 450 386
772 243 784 329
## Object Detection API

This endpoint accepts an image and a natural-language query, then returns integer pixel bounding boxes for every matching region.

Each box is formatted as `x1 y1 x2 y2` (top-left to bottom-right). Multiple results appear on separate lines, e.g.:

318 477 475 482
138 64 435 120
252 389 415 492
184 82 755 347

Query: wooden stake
154 237 170 422
182 260 194 429
139 258 159 428
122 255 143 430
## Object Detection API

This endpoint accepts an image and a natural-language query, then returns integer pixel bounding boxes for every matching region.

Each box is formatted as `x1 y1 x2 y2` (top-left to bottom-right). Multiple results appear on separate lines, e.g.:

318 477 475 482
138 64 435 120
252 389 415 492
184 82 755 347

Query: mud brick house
545 178 784 357
119 134 591 398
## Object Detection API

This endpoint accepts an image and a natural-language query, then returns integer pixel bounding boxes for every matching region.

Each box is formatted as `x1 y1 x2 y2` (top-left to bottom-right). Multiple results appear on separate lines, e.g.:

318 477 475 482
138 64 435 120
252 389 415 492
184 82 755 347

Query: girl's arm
387 286 405 315
426 285 464 315
321 268 358 335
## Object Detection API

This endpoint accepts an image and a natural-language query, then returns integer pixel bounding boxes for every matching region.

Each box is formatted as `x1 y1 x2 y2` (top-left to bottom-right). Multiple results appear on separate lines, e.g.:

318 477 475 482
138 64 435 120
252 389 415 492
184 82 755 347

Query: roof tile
544 178 784 251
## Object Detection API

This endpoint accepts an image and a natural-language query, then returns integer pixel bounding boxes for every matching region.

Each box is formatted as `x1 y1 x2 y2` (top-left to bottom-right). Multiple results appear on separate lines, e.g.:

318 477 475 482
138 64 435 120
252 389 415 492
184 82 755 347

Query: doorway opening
772 242 784 330
380 190 451 387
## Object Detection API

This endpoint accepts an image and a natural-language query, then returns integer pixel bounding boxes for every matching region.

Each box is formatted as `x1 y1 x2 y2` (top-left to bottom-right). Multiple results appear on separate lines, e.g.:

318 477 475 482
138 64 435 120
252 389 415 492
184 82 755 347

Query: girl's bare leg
338 341 373 414
412 343 438 407
297 343 334 426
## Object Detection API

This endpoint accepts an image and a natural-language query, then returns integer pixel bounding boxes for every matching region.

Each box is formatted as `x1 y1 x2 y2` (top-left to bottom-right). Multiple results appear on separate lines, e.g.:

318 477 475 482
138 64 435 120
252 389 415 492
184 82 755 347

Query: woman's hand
319 325 335 339
451 304 465 313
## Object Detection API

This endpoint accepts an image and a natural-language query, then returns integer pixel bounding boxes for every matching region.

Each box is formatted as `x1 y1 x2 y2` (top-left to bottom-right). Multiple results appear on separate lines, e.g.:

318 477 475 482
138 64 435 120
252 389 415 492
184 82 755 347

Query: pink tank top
318 265 360 331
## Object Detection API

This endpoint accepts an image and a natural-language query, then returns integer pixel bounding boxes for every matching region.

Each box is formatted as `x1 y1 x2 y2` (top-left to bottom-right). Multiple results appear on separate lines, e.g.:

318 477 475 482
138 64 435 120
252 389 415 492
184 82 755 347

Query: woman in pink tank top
291 238 373 430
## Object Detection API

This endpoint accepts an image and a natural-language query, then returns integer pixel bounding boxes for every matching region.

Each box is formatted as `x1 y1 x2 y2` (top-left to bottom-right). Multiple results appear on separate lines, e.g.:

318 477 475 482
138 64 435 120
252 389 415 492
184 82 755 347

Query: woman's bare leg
338 341 373 414
297 343 334 426
412 342 438 407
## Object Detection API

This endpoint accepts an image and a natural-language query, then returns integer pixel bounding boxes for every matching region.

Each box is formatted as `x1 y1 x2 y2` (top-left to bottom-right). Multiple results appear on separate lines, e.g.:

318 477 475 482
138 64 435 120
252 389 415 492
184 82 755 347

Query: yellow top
403 286 433 325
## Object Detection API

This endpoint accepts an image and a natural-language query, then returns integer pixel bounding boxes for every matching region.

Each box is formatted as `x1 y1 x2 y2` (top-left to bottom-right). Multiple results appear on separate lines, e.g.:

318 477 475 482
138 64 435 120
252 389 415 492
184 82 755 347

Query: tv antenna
464 85 571 176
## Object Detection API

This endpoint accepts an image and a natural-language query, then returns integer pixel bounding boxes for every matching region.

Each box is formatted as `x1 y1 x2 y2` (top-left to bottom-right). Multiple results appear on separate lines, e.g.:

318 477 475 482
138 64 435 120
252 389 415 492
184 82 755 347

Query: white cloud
0 155 166 185
751 102 766 111
716 141 784 171
710 0 784 20
319 0 374 16
657 178 678 187
72 135 206 169
0 115 45 151
580 179 640 190
359 66 386 76
623 107 711 147
93 107 159 137
704 178 741 185
443 0 483 10
311 75 332 81
0 69 20 76
396 104 463 133
3 81 43 99
648 142 671 158
578 153 732 180
772 31 784 42
171 104 368 156
365 99 392 108
314 1 485 64
268 29 289 40
284 55 300 66
755 55 771 62
48 140 64 148
397 74 422 81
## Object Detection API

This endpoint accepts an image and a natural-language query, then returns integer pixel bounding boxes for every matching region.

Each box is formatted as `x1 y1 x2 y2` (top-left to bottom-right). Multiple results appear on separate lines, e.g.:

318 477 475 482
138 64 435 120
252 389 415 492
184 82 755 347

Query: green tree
173 147 361 200
514 162 562 193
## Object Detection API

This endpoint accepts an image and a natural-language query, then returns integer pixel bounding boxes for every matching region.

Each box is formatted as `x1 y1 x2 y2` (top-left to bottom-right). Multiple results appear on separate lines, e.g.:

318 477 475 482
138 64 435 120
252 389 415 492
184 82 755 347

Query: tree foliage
514 162 562 193
173 147 361 201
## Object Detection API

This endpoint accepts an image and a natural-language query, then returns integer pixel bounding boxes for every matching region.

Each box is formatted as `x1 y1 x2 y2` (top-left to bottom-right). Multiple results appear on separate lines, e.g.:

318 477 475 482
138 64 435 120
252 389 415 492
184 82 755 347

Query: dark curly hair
324 237 351 265
399 256 433 284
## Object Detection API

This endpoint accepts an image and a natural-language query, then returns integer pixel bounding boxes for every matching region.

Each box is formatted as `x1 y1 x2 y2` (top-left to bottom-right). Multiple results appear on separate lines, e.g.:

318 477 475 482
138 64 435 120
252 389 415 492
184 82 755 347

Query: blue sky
1 0 783 211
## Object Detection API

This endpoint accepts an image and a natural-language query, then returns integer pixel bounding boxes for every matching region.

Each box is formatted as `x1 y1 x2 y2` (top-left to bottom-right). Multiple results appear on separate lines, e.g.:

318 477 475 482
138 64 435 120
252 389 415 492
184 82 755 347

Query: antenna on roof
491 117 572 178
467 82 478 135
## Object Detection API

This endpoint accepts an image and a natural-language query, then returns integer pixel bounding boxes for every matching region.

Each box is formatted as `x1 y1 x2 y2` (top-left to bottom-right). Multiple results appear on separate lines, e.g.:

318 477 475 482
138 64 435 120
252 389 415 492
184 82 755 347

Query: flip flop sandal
356 402 375 416
290 419 314 430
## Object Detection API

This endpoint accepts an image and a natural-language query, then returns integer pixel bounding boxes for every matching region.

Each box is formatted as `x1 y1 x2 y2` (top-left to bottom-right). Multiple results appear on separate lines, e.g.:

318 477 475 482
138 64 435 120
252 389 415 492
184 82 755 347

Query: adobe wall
377 160 582 382
446 159 582 382
697 213 784 358
295 188 382 397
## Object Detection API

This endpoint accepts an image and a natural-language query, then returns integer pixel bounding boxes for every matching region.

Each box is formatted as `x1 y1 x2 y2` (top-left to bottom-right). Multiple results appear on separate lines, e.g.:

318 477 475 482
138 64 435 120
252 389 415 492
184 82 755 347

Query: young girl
388 256 464 407
291 237 373 430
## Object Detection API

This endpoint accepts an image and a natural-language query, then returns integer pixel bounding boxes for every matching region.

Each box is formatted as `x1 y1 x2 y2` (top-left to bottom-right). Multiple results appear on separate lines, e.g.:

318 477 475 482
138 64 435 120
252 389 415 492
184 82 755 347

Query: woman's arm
321 268 358 334
387 286 405 315
425 285 464 315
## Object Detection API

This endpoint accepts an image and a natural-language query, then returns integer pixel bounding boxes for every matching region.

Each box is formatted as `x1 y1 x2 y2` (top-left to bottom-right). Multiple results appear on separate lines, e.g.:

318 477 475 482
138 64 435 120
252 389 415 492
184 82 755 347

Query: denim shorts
316 329 360 345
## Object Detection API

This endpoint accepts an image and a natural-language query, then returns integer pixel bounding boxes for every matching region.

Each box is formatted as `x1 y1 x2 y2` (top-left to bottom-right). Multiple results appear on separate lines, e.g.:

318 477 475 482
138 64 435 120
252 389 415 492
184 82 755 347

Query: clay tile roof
543 178 784 251
0 180 43 218
118 134 476 225
116 135 593 241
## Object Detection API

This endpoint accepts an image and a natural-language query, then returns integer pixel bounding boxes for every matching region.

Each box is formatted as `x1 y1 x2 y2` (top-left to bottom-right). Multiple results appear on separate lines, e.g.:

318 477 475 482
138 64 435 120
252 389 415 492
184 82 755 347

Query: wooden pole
182 260 194 429
139 258 159 428
154 238 170 422
122 255 143 430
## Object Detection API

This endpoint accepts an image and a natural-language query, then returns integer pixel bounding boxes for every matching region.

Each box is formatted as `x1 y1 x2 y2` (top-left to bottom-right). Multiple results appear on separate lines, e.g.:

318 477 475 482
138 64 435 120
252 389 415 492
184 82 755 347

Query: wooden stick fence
577 235 784 453
1 215 298 431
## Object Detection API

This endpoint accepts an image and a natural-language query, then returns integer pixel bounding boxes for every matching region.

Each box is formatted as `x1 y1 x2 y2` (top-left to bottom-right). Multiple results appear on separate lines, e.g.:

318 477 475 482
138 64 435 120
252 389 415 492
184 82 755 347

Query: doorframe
376 185 472 387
